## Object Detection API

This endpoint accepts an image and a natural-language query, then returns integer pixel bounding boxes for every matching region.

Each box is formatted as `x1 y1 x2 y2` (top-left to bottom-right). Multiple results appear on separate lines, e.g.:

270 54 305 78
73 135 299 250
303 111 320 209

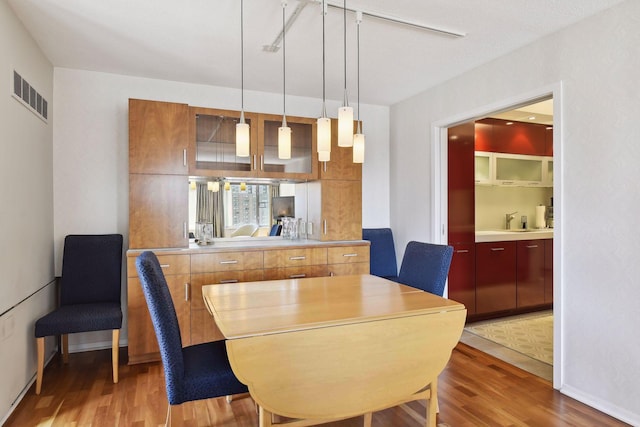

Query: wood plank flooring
5 343 628 426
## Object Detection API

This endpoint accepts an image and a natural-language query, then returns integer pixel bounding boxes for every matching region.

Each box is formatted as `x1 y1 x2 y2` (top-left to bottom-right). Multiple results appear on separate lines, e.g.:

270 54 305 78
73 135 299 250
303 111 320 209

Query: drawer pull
490 247 505 251
455 250 469 254
219 260 239 265
184 283 189 301
160 264 171 268
342 253 358 257
289 256 306 261
289 274 306 279
526 245 539 249
219 279 239 284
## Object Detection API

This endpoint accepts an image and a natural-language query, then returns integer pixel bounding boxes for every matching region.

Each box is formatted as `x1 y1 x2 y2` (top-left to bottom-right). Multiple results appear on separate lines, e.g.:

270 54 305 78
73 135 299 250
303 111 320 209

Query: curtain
196 183 224 238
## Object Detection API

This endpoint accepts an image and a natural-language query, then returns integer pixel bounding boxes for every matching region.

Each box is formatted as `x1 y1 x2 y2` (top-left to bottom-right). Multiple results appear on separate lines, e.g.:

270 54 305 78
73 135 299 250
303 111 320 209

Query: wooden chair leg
112 329 120 383
62 334 69 364
165 404 171 427
36 337 44 395
258 405 273 427
363 412 373 427
426 380 437 427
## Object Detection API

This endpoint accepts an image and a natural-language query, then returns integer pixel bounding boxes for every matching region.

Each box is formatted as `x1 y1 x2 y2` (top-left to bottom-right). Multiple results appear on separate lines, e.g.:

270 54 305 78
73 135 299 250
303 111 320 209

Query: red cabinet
448 243 476 315
475 118 547 156
516 240 546 307
475 241 516 314
544 239 553 303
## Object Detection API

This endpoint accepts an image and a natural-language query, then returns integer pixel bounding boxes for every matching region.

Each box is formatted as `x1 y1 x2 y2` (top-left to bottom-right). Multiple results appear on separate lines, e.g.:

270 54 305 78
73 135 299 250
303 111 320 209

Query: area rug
465 314 553 365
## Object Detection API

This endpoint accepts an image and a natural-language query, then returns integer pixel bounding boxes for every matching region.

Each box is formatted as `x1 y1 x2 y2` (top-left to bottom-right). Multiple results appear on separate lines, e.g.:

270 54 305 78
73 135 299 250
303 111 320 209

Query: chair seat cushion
35 303 122 338
174 341 248 404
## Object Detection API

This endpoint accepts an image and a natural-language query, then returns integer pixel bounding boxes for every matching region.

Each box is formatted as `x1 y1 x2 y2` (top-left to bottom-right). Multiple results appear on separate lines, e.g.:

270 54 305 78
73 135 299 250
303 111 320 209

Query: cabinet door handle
253 154 256 171
526 245 539 249
342 253 358 257
289 256 306 261
219 260 239 265
456 249 469 254
184 283 190 301
289 274 306 279
323 220 327 235
260 155 264 171
323 162 327 173
183 222 187 239
490 247 505 251
220 279 238 284
160 264 171 268
183 149 188 167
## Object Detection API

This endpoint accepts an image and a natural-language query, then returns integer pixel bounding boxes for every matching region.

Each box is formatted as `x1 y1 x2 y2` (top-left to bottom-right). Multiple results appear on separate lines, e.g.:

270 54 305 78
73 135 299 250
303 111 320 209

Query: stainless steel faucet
505 211 517 229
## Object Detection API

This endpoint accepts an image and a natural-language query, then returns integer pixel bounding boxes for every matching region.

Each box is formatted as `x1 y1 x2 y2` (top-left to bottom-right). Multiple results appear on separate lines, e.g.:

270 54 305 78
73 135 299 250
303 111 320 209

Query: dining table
202 274 466 427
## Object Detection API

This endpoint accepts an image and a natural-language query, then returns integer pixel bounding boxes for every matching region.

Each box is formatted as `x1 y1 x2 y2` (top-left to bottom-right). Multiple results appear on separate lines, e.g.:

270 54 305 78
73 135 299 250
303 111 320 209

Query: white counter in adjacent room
475 229 554 243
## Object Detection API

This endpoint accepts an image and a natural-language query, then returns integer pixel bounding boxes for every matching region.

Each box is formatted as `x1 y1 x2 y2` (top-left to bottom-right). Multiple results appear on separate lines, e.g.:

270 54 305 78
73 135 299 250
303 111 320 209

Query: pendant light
317 0 331 161
207 180 220 192
278 0 292 160
337 0 353 147
236 0 250 157
352 11 365 164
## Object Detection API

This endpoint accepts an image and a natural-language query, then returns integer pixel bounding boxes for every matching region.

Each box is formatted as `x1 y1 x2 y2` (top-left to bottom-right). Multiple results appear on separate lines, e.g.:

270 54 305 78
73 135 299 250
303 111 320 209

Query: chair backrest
362 228 398 279
60 234 123 306
135 251 185 403
397 241 454 296
269 224 282 236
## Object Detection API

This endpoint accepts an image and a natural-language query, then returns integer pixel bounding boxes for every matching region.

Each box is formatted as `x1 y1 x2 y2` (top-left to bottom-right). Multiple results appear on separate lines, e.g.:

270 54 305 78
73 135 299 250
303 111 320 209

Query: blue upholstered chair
269 223 282 236
362 228 398 281
34 234 123 395
397 241 454 297
135 251 248 424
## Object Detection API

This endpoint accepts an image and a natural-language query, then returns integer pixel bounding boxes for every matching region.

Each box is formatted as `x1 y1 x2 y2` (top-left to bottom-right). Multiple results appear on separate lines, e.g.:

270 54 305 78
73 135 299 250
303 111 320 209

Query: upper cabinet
475 118 548 156
190 107 318 180
129 99 189 175
319 120 362 181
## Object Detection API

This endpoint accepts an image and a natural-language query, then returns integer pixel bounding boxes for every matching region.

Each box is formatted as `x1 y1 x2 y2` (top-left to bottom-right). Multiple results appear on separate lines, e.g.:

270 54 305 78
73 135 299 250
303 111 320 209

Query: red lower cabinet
516 240 546 307
544 239 553 303
475 241 516 314
448 243 476 315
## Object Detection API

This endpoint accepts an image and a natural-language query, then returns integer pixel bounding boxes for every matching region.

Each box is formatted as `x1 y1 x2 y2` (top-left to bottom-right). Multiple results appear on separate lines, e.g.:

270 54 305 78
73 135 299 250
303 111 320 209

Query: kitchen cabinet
129 174 188 249
475 241 517 314
545 239 553 303
516 240 546 307
189 107 318 180
307 180 362 241
126 254 191 364
327 245 370 276
474 151 493 185
448 243 476 315
475 151 552 187
475 118 547 156
448 122 475 244
129 99 190 175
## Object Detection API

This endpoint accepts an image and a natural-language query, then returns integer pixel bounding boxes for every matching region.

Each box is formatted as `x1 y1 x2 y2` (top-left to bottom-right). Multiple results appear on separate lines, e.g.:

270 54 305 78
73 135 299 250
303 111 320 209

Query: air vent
12 70 48 123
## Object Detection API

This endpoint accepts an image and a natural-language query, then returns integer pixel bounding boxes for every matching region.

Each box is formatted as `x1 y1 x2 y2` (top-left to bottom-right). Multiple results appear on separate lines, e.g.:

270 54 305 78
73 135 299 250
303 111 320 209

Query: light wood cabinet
319 119 361 181
126 254 190 364
263 247 329 280
327 245 370 276
129 99 189 175
319 180 362 241
189 107 317 180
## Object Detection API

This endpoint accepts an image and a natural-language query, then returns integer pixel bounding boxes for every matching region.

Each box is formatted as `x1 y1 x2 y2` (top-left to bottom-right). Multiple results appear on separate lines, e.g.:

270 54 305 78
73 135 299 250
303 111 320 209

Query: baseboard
560 384 639 426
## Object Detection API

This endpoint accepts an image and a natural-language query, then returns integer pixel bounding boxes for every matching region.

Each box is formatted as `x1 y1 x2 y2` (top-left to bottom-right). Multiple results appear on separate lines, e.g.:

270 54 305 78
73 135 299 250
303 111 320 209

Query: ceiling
8 0 625 106
489 99 554 126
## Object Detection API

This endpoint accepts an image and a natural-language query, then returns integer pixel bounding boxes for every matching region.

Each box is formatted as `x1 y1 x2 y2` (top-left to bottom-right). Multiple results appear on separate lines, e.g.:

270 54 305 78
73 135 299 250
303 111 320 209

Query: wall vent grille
12 70 48 123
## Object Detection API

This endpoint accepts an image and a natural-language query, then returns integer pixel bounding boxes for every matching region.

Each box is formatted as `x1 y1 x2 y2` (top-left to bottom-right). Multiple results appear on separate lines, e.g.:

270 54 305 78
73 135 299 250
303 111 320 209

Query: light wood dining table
202 274 466 427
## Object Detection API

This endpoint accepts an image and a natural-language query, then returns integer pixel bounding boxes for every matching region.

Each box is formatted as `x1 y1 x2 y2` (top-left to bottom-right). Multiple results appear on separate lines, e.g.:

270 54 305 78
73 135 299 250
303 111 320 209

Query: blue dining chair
362 228 398 281
269 223 282 236
397 241 454 296
135 251 248 424
34 234 123 395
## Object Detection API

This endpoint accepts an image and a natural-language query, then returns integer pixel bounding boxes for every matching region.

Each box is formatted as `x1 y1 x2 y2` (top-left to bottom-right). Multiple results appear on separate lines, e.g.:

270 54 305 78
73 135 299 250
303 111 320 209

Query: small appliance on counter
545 197 554 228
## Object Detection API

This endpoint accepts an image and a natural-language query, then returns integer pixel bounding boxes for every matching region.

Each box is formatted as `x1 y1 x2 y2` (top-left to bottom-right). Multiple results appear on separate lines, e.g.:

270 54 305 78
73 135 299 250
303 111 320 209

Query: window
223 184 272 227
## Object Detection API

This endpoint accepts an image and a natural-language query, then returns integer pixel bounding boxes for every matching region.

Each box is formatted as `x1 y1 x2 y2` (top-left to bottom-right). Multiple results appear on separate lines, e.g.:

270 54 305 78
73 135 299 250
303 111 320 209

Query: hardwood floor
5 344 628 427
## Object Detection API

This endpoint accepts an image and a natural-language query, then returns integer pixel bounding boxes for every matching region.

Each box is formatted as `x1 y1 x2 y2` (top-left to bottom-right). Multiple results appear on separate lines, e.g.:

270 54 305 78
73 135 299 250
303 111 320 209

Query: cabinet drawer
190 271 265 310
263 248 327 268
328 262 369 276
327 245 369 264
263 265 329 281
127 253 190 277
191 251 263 273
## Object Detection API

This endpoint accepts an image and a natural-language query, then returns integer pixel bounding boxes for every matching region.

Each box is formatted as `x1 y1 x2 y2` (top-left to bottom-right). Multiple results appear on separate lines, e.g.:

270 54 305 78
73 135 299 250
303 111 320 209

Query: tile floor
460 310 553 382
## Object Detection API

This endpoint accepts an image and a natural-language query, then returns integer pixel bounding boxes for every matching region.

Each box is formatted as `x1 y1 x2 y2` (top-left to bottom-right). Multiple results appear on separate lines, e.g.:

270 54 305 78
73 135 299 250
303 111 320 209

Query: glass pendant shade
236 115 250 157
318 150 330 162
224 181 231 191
278 124 292 159
317 116 331 153
207 181 219 192
353 133 365 163
240 182 247 191
338 106 354 147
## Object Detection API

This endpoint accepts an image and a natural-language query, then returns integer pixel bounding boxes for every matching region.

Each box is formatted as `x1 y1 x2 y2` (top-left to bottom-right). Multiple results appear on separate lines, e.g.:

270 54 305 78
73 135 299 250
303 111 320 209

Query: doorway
432 85 561 388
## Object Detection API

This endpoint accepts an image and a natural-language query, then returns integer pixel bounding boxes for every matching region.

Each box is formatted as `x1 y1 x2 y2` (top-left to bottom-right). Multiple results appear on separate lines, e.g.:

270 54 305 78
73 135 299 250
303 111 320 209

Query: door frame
430 82 563 389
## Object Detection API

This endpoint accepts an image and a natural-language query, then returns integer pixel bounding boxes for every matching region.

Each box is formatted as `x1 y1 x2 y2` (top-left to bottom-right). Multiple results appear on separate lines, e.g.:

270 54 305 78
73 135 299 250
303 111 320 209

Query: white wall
53 68 390 348
0 0 56 423
390 0 639 424
475 186 553 231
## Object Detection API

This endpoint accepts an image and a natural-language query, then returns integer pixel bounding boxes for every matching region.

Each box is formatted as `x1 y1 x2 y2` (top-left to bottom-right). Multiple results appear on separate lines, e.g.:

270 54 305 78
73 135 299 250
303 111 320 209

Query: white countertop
475 229 553 243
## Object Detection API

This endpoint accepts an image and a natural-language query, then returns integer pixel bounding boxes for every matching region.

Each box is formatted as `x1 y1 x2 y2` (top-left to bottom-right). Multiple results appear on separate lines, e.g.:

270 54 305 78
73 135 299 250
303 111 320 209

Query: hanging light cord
321 0 327 116
282 1 286 121
357 16 360 126
343 0 348 105
240 0 245 112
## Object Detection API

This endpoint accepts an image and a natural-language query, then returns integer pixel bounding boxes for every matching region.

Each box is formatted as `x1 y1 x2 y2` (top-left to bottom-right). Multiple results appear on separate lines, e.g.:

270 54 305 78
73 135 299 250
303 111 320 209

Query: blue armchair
397 241 454 296
135 251 248 423
34 234 123 395
362 228 398 281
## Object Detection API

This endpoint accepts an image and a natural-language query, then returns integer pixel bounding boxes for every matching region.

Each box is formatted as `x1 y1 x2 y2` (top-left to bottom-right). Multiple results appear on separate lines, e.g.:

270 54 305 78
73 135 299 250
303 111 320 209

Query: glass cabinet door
191 109 256 177
495 156 543 184
259 114 317 179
